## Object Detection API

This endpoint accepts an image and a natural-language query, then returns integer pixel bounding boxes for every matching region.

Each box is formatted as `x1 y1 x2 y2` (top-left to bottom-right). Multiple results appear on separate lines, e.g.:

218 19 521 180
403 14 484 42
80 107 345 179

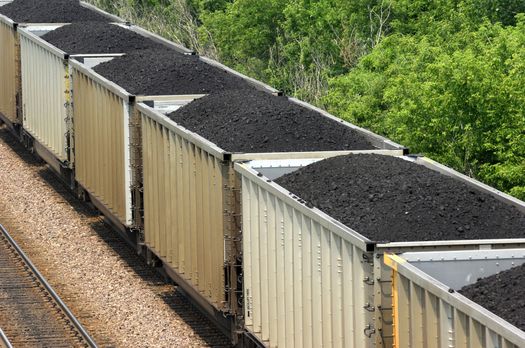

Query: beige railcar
137 99 407 342
236 155 525 348
386 252 525 348
0 15 19 127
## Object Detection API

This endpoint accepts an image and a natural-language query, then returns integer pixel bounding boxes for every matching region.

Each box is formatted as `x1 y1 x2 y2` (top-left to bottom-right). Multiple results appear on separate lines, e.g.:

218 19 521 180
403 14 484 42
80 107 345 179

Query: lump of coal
0 0 112 23
274 154 525 242
167 89 375 153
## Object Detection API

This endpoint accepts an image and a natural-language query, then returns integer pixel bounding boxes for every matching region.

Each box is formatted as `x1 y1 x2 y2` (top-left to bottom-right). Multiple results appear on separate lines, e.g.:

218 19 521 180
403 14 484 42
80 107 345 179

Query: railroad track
0 326 12 348
0 221 97 348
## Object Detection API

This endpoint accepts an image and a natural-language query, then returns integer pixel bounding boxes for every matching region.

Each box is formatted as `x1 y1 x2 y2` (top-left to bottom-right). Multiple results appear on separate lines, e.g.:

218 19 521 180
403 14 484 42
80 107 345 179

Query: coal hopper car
1 1 525 347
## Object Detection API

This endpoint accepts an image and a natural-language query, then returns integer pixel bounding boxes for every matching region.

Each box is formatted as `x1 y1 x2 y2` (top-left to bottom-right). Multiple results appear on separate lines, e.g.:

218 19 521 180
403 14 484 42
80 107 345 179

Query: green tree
327 14 525 199
391 0 525 36
198 0 395 101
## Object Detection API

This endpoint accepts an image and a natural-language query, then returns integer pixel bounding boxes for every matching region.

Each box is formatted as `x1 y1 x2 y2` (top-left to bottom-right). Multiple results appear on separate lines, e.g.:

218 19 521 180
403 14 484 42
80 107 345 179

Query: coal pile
0 0 111 23
459 264 525 331
274 154 525 242
167 89 375 153
41 22 169 54
93 49 254 95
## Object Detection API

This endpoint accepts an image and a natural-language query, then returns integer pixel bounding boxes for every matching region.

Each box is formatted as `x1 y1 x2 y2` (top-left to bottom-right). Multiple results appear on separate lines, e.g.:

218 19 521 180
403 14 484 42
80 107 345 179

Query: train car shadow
85 219 235 348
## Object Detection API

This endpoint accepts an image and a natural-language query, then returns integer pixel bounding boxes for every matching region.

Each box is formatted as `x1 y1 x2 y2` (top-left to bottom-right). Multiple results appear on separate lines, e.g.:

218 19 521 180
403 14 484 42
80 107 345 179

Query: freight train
1 1 525 347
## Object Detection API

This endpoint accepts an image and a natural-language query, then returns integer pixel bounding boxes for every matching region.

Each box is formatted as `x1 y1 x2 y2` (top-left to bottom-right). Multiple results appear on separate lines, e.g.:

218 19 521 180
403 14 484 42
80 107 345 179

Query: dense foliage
196 0 390 103
86 0 525 200
325 10 525 200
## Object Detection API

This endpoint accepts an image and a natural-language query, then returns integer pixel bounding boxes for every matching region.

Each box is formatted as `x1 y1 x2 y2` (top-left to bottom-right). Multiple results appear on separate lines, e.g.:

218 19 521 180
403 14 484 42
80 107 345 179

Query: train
1 1 525 347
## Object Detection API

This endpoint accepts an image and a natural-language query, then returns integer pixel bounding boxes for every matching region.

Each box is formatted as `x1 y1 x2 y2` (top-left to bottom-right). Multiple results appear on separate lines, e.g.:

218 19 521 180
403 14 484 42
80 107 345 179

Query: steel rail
0 326 13 348
0 222 99 348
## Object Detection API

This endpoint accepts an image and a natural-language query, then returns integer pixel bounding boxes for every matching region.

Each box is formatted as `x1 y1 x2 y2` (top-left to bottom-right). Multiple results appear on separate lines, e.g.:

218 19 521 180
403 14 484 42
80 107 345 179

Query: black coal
93 49 254 95
459 263 525 331
0 0 111 23
274 154 525 242
167 89 375 153
41 22 169 54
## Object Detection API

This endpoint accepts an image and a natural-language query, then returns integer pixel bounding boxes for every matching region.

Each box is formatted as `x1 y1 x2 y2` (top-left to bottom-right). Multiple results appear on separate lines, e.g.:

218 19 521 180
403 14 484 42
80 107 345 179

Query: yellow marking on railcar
385 253 404 348
65 63 70 102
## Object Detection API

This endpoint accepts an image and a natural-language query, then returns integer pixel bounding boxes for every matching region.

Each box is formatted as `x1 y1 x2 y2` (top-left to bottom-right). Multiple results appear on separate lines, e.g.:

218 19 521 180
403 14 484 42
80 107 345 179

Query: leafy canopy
327 13 525 199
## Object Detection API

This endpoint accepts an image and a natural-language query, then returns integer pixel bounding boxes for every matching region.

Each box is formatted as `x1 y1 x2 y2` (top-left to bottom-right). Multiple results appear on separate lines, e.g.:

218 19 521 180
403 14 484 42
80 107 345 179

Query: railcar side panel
0 16 17 124
237 163 375 348
139 105 227 308
70 60 133 226
20 28 68 163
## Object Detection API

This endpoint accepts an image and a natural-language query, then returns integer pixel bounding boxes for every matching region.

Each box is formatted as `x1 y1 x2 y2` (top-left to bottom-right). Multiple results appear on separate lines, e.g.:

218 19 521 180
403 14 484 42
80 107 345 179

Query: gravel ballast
0 0 111 23
41 22 169 54
167 89 375 153
93 49 255 95
274 154 525 242
459 264 525 331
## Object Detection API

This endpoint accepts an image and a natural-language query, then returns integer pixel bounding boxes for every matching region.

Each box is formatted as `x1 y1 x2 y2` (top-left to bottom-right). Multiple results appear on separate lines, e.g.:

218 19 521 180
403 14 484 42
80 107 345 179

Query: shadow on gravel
86 220 235 348
0 127 92 218
0 127 234 347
